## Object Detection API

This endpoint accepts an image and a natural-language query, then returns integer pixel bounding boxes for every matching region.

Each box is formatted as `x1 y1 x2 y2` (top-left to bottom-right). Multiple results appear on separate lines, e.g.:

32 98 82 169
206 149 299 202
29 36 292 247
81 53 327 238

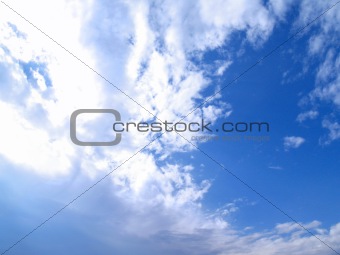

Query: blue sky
0 0 340 254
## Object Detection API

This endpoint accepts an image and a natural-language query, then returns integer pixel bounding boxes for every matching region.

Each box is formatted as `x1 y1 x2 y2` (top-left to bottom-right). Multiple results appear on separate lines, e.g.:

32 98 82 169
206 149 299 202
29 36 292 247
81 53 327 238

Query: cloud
308 34 325 56
0 0 279 231
284 136 305 150
320 119 340 145
296 110 319 122
268 166 283 170
215 60 232 76
0 0 284 173
268 0 295 20
0 101 74 176
1 1 339 255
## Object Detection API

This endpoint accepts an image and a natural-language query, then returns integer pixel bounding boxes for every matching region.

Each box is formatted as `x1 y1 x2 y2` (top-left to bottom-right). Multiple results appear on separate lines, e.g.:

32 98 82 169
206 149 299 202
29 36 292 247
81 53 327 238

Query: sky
0 0 339 254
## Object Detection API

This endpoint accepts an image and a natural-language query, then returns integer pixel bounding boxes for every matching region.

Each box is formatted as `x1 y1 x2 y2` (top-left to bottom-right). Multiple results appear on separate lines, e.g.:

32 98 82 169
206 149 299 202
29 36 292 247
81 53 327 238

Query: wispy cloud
1 1 339 254
296 110 318 122
284 136 305 151
269 166 283 170
215 60 232 76
320 119 340 145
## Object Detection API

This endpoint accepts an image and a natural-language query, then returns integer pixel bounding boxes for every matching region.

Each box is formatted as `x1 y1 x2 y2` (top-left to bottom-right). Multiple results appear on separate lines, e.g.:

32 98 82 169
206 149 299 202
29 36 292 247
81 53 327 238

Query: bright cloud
0 0 339 254
284 136 305 150
321 119 340 145
296 110 319 122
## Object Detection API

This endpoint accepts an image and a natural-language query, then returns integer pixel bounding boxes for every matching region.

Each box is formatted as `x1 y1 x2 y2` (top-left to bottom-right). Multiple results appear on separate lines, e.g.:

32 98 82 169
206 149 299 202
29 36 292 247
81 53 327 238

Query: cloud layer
0 0 339 254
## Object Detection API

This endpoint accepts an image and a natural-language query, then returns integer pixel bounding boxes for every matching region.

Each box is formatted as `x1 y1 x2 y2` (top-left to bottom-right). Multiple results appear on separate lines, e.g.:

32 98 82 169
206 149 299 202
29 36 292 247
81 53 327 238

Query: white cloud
308 34 325 56
97 218 340 254
275 221 321 234
2 1 339 254
296 110 319 122
311 74 340 107
268 0 295 20
320 119 340 145
215 60 232 76
77 0 284 157
316 50 339 84
269 166 283 170
199 0 276 46
284 136 305 150
0 0 108 176
0 101 74 176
